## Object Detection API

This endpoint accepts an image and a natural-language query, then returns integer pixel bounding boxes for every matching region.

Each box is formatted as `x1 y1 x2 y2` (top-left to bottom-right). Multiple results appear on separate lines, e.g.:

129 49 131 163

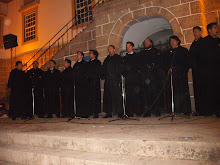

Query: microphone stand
108 75 139 122
24 87 35 122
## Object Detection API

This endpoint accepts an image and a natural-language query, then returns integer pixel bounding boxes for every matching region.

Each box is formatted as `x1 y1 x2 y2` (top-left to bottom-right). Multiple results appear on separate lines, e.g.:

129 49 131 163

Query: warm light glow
199 0 208 36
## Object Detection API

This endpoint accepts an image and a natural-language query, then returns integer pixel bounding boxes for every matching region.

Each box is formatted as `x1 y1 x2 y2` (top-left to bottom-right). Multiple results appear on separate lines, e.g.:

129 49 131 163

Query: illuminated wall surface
0 0 219 107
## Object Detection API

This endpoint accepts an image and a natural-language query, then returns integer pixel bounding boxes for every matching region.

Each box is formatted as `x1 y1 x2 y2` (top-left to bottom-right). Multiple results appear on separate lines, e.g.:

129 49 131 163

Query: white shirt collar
145 47 152 50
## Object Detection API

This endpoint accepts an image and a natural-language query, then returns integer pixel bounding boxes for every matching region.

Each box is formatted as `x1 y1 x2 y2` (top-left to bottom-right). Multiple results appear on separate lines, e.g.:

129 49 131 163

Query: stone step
0 143 219 165
0 132 220 162
0 160 22 165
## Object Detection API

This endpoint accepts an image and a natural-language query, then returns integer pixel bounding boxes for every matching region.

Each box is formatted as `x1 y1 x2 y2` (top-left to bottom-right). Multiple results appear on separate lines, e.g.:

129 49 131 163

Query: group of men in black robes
7 22 219 120
190 23 220 117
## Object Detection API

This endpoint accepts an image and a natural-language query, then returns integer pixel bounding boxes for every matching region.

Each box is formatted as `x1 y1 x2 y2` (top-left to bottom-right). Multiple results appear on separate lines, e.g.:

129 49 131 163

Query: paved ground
0 116 219 142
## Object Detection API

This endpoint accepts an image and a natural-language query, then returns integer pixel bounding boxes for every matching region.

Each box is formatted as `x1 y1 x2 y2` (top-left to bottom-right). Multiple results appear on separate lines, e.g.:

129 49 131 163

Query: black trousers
88 80 101 115
199 70 220 115
140 70 164 116
61 87 74 118
192 67 201 114
103 79 123 115
9 88 25 118
75 81 89 117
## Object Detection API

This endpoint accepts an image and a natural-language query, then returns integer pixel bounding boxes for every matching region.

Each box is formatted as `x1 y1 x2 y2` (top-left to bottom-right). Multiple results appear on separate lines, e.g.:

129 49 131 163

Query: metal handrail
25 0 109 71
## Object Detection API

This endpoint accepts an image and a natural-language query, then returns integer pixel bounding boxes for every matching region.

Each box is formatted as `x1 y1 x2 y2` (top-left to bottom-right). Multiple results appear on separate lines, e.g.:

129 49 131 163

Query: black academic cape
163 46 191 114
8 68 26 118
197 35 220 115
102 54 123 115
138 48 164 116
189 37 202 114
44 68 61 115
123 52 142 115
86 59 101 115
73 60 89 117
61 66 74 118
25 68 45 117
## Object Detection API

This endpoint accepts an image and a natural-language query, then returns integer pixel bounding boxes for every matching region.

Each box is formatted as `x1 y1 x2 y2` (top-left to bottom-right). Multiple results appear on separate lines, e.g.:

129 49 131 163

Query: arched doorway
121 15 173 54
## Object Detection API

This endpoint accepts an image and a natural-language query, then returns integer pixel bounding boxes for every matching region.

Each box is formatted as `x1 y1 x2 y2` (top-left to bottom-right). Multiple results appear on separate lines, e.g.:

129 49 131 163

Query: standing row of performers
8 22 220 120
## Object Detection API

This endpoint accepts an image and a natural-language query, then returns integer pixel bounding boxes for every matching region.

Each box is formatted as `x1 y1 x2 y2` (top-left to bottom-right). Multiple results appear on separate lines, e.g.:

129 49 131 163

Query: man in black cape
87 50 101 118
44 60 61 118
8 61 26 120
61 59 74 118
26 61 45 118
189 26 203 115
138 38 164 117
198 23 220 116
73 51 89 118
123 42 141 117
163 35 191 115
102 45 123 118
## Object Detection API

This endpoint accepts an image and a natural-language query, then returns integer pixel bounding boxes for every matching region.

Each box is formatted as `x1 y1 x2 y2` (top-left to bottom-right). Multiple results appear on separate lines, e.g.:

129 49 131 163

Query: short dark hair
50 60 56 65
108 45 115 49
144 38 154 45
126 41 134 47
193 26 202 31
90 49 99 59
77 51 84 57
207 22 217 32
169 35 181 46
65 59 71 66
15 61 22 66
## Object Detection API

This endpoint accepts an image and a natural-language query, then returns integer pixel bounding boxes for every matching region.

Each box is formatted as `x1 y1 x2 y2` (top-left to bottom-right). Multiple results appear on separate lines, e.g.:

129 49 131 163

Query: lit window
24 11 36 42
75 0 93 25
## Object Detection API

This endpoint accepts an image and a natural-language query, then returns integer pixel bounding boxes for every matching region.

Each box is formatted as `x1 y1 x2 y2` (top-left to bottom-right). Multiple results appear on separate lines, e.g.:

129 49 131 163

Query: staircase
23 0 110 71
0 119 220 165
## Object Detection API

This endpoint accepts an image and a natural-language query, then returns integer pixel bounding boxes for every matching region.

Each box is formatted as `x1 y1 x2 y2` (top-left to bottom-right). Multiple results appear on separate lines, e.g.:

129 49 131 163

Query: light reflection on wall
200 0 208 36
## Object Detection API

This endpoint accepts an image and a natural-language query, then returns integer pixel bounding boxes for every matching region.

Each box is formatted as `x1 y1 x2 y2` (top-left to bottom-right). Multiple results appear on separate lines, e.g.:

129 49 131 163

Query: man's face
64 61 70 68
108 46 115 55
144 39 152 49
170 38 179 49
126 43 134 53
16 63 23 70
33 62 39 69
208 25 219 37
77 52 83 60
49 61 55 68
193 29 202 39
89 51 95 60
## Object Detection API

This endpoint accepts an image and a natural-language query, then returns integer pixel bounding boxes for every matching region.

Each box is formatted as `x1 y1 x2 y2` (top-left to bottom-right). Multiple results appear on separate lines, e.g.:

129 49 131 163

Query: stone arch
108 6 183 51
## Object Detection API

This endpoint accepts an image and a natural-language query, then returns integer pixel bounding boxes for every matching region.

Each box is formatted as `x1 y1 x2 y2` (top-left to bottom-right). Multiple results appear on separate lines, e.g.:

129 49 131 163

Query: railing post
67 25 68 44
49 41 50 58
58 40 59 51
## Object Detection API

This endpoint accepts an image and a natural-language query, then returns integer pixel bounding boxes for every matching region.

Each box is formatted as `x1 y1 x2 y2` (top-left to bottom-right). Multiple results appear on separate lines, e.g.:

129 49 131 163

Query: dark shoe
216 112 220 118
184 113 190 116
127 113 134 117
81 116 89 118
93 114 99 118
103 114 112 118
47 114 52 118
143 113 151 117
118 113 123 118
21 116 28 120
38 115 44 118
12 117 16 120
56 114 60 118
